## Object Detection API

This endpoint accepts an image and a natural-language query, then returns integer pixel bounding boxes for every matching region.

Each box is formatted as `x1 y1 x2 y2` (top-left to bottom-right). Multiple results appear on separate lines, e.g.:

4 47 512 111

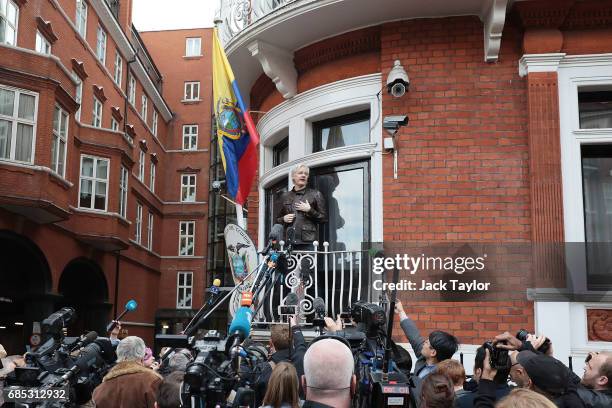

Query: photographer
92 336 162 408
395 300 459 378
576 351 612 408
255 317 306 406
456 344 511 408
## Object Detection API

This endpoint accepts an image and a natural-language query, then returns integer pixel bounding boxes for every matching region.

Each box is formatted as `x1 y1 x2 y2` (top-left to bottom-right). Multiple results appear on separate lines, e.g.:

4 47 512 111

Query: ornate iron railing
216 0 298 45
234 242 375 324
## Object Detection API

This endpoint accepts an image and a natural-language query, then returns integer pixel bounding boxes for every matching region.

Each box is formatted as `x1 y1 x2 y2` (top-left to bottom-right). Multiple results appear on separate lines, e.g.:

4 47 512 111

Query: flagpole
236 204 246 229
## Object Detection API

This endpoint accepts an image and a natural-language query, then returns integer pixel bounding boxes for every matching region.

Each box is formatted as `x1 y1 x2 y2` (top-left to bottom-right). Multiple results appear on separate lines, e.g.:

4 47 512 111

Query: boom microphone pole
106 299 137 333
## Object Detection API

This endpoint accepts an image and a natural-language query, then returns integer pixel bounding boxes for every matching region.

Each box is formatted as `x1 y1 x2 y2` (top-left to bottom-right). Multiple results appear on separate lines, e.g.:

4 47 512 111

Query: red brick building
0 0 213 352
216 0 612 373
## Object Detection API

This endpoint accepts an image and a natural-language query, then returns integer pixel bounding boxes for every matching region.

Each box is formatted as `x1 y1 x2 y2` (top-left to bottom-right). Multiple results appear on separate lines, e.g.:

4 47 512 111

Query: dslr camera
483 341 511 370
516 329 552 355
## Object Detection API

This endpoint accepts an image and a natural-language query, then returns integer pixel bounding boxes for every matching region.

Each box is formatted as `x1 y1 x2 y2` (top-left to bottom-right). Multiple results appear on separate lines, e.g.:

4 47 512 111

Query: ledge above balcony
217 0 509 104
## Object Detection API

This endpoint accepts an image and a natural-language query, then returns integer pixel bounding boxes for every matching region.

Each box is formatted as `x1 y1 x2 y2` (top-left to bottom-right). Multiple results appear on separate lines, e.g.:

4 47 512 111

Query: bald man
302 338 356 408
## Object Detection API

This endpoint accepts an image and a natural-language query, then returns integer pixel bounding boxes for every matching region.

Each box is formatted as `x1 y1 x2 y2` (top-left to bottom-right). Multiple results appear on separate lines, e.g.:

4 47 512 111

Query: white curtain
0 119 11 159
0 89 14 116
15 123 32 162
18 94 35 121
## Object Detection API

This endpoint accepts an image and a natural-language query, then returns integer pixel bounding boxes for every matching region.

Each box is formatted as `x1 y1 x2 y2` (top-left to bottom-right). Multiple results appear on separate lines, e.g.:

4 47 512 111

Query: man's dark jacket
276 187 326 244
254 326 307 406
576 386 612 408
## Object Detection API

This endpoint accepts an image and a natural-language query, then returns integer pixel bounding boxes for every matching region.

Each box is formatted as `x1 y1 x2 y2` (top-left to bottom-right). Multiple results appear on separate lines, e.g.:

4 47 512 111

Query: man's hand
289 315 298 328
283 213 295 223
493 332 523 350
482 349 498 381
295 201 311 213
324 315 343 332
394 300 408 321
110 321 121 337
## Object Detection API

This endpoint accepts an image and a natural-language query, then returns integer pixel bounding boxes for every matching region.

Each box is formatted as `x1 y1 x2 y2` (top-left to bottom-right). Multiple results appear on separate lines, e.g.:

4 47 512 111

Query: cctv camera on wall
386 60 409 98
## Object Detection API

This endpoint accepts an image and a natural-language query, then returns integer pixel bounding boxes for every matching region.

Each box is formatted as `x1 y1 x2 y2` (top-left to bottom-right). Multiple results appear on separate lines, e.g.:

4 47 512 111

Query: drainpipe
114 250 120 318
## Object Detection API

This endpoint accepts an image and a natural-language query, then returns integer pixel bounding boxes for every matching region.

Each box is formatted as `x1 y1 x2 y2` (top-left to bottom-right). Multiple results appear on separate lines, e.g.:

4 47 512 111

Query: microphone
313 297 326 315
227 306 253 366
206 279 222 305
106 299 138 333
262 223 284 254
285 292 298 307
69 331 98 352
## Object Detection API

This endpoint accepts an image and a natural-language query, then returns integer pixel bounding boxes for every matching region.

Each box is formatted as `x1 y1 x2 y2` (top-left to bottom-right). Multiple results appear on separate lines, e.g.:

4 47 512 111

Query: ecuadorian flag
212 28 259 206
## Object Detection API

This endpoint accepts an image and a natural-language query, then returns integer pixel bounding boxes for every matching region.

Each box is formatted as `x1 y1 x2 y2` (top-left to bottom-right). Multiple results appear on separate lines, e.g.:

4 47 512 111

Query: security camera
386 60 410 98
383 115 409 134
212 180 226 192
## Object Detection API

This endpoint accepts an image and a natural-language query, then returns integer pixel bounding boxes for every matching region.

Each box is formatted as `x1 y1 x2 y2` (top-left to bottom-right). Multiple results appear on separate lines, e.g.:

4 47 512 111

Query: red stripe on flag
235 140 258 206
243 110 260 145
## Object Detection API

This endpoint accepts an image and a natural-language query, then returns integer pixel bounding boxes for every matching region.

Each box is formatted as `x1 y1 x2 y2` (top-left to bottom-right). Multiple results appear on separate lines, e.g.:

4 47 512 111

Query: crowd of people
0 301 611 408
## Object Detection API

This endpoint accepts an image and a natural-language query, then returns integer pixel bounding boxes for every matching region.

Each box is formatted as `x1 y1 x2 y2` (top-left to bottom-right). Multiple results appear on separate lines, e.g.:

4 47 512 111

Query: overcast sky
132 0 216 31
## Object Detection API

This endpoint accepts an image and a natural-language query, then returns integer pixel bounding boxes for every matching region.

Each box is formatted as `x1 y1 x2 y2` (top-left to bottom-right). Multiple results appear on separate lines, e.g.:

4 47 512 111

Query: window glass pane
51 137 57 171
7 1 16 24
0 119 11 159
94 181 106 210
96 159 108 179
58 140 65 175
53 107 60 132
0 88 14 116
18 94 36 121
60 111 68 137
313 111 370 152
15 124 33 162
582 144 612 290
579 89 612 129
81 157 94 177
0 19 6 44
186 273 192 285
80 179 92 207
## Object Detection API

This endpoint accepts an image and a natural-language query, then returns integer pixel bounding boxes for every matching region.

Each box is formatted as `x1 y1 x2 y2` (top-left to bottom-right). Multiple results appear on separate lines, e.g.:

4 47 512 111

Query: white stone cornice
248 40 297 99
518 53 567 77
481 0 508 62
560 53 612 68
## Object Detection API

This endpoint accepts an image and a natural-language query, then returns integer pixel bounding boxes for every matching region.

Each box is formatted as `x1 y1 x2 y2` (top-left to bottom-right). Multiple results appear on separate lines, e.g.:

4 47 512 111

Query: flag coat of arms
212 28 259 206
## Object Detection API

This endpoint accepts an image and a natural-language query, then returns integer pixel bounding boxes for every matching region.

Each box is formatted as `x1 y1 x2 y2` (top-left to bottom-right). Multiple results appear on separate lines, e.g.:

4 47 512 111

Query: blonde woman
496 388 557 408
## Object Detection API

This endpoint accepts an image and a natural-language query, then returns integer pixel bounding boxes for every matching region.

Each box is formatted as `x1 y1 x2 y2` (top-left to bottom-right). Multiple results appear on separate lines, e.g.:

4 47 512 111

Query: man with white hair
92 336 162 408
302 338 356 408
276 164 326 250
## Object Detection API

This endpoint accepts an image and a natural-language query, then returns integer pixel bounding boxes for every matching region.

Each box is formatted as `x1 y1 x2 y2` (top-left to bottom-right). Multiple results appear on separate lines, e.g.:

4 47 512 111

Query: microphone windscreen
228 306 252 338
269 223 284 241
83 331 98 343
74 343 101 371
125 300 138 311
313 297 326 313
285 292 299 306
212 278 221 287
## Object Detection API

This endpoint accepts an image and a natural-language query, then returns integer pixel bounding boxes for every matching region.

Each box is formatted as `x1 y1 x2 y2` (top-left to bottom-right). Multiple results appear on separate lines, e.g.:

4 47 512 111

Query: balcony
216 0 510 103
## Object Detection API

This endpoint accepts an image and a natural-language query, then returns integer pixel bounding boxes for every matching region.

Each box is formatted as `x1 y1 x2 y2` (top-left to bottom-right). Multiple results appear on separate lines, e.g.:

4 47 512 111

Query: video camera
156 329 267 408
5 307 116 407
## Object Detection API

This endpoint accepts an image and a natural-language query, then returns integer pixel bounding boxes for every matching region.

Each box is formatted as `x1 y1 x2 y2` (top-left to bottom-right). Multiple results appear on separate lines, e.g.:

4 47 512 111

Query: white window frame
184 82 200 101
78 155 109 211
152 110 158 137
179 221 195 256
111 117 119 131
51 105 68 177
113 52 123 87
96 25 106 65
0 85 38 164
35 31 51 55
181 174 196 202
75 0 87 38
138 149 145 182
147 211 154 250
119 165 128 218
141 94 147 122
149 160 156 192
135 202 143 244
128 74 136 106
92 96 102 128
185 37 201 57
0 0 19 46
559 57 612 294
73 72 82 121
182 124 198 150
176 271 193 309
